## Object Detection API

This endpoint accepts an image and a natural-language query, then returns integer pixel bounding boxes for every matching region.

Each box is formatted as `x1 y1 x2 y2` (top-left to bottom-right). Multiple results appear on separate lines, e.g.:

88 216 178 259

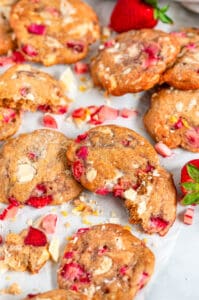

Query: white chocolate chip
86 168 97 182
49 237 60 262
175 102 183 112
16 163 36 183
60 67 78 96
123 188 137 202
137 201 146 215
115 237 124 250
93 256 112 275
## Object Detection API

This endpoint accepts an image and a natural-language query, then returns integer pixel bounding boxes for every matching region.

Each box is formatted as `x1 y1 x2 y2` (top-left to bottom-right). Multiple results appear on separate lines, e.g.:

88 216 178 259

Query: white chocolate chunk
93 256 112 275
49 237 60 262
86 168 97 182
16 163 36 183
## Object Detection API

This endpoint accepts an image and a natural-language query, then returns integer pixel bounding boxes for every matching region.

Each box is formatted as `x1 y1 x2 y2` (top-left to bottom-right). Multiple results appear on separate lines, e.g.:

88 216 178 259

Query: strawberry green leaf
182 192 199 205
160 5 169 13
182 182 199 192
157 10 173 24
187 164 199 182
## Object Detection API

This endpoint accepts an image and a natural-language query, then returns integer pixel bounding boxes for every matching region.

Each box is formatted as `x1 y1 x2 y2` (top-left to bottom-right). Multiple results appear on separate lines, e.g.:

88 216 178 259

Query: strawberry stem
144 0 173 24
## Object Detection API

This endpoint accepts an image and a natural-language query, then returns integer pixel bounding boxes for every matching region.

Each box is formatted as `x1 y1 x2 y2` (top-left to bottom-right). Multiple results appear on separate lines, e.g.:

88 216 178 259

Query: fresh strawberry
42 114 58 129
181 159 199 205
24 226 47 246
110 0 172 33
41 214 57 234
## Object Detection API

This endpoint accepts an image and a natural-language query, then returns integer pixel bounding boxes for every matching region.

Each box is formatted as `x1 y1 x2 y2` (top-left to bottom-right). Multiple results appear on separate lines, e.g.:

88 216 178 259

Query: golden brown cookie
161 28 199 90
0 129 82 206
10 0 100 66
57 224 155 300
23 289 88 300
0 7 15 55
0 226 50 274
66 125 177 236
90 29 180 96
0 64 71 113
144 87 199 152
0 107 21 140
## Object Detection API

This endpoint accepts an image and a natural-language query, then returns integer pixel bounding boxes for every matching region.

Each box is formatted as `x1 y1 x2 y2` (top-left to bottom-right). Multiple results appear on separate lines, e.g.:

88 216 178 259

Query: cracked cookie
0 129 82 207
10 0 100 66
57 224 155 300
66 125 177 236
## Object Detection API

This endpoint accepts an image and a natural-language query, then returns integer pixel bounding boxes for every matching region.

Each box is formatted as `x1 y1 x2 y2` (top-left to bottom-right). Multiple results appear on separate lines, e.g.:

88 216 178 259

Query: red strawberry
75 132 88 143
26 195 52 208
181 159 199 205
110 0 172 33
76 146 89 160
42 114 58 129
72 160 85 181
24 226 47 246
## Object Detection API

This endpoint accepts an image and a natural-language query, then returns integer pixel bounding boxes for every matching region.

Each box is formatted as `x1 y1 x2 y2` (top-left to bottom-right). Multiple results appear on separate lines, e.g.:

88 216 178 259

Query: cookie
0 7 15 55
23 289 88 300
0 64 71 114
0 107 21 140
0 227 50 273
161 28 199 90
57 224 155 300
0 129 82 206
10 0 100 66
144 87 199 152
90 29 180 96
66 125 177 236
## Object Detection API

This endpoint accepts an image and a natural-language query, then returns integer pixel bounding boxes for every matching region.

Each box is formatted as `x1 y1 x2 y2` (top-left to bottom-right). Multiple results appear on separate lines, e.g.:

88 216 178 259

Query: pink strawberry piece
22 44 38 56
113 183 124 198
71 285 78 292
138 272 149 289
4 206 19 220
122 139 130 147
42 114 58 129
12 51 25 63
64 251 74 259
57 106 68 114
77 227 90 235
95 187 110 196
27 294 38 298
72 160 85 181
173 118 183 130
150 216 169 229
119 265 128 276
143 43 160 68
75 132 88 143
26 195 52 208
119 108 138 118
20 87 30 97
61 262 86 281
24 226 47 247
76 146 88 160
3 109 16 123
171 31 187 38
66 41 84 53
35 184 47 195
41 214 57 234
96 105 119 123
37 105 51 113
0 56 13 66
27 152 37 161
186 42 196 50
74 62 89 74
145 163 155 173
8 197 20 207
28 23 46 35
72 107 86 119
154 141 172 157
104 40 115 48
184 207 194 225
98 245 108 256
186 127 199 148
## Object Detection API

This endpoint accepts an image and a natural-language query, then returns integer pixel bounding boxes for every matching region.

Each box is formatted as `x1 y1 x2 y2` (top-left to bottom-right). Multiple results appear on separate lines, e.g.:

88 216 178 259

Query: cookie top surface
0 129 82 206
144 87 199 152
91 29 180 96
57 224 155 300
0 107 21 140
23 289 88 300
10 0 100 66
0 8 15 55
0 64 71 113
162 28 199 90
0 228 50 273
66 125 177 236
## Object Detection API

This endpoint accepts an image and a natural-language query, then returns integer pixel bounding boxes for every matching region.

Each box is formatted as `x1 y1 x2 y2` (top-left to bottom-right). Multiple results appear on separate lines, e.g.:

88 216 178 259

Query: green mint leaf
144 0 158 8
182 192 199 205
187 164 199 182
182 182 199 192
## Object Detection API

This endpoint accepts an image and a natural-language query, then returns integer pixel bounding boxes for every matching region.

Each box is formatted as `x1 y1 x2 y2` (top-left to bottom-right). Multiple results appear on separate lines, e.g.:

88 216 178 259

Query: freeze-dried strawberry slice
72 161 85 181
22 44 38 56
96 105 119 123
2 109 16 123
155 141 172 157
0 198 20 220
8 197 20 207
150 217 169 230
74 62 89 74
186 127 199 148
41 214 57 234
24 226 47 246
104 40 115 48
143 42 160 68
138 272 149 289
119 108 138 118
98 245 109 256
95 187 110 195
76 146 88 160
77 228 90 235
64 251 74 259
27 24 46 35
173 118 183 130
26 195 52 208
72 108 86 119
42 114 58 129
119 265 128 276
12 51 25 63
61 262 90 283
66 41 84 53
75 132 88 143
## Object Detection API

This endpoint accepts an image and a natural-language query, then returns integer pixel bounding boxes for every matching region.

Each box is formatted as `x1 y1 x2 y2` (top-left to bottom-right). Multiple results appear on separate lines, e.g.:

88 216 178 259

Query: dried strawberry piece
12 51 25 63
138 272 149 289
145 162 155 173
64 251 74 259
93 105 119 124
98 245 108 256
95 187 110 196
27 294 38 298
150 216 169 229
2 109 16 123
72 107 86 119
143 42 160 68
154 141 172 157
61 262 90 283
75 132 88 143
8 197 20 207
113 185 124 198
186 127 199 148
122 139 130 147
173 118 183 130
27 24 46 35
41 214 57 234
37 105 51 113
20 87 30 97
66 41 84 53
71 285 78 292
35 184 47 195
27 152 37 161
76 146 88 160
24 226 47 247
72 160 85 181
42 114 58 129
0 198 20 220
119 265 128 276
104 40 115 48
26 195 52 208
74 62 89 74
22 44 38 56
186 42 196 50
57 106 68 114
77 228 90 235
119 108 138 118
0 56 13 66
